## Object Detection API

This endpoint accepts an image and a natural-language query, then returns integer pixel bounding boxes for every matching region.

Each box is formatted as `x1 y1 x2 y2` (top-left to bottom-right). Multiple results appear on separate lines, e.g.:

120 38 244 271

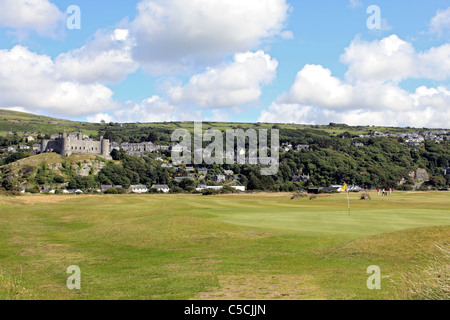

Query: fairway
0 192 449 300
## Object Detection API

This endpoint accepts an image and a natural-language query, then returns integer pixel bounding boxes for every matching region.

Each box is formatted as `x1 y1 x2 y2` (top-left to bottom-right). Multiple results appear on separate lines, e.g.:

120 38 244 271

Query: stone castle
41 132 112 160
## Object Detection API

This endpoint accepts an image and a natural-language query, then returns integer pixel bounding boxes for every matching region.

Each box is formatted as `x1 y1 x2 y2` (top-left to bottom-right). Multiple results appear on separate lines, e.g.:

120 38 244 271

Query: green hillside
0 109 442 137
0 109 449 193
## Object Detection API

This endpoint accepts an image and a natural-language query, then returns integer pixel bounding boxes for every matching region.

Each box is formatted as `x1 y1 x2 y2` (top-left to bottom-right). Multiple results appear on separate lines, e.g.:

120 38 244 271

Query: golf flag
343 184 350 215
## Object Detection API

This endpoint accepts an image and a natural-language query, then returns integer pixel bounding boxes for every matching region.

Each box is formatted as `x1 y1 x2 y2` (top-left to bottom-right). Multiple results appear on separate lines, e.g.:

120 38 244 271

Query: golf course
0 191 449 300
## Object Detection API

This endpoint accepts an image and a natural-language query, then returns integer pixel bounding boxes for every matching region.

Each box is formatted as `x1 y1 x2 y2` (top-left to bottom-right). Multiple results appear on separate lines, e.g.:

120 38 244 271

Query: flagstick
347 190 351 215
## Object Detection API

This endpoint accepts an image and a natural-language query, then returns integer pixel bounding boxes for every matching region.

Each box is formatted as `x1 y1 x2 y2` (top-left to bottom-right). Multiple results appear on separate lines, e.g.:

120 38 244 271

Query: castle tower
41 139 48 153
61 133 71 156
101 136 112 159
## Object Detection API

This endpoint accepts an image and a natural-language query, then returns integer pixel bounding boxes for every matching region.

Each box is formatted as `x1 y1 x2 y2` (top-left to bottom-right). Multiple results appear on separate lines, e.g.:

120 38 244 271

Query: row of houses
358 130 449 145
307 185 362 194
195 185 246 192
40 184 247 194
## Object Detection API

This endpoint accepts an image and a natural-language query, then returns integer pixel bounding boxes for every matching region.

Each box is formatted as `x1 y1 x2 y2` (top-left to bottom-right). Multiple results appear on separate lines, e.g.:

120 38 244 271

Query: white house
129 185 149 194
151 184 170 193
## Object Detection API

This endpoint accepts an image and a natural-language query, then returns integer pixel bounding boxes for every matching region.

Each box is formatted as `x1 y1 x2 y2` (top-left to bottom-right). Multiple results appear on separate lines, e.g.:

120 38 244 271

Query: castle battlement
41 132 112 160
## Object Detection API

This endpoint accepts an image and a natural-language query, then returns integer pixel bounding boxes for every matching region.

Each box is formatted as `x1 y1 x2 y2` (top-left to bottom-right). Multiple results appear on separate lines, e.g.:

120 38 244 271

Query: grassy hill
0 109 442 138
1 109 449 192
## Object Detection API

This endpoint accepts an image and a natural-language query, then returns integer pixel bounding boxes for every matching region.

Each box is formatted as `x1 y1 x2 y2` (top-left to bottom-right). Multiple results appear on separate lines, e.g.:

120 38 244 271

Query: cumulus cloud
341 35 417 82
283 64 415 111
258 98 450 128
341 35 450 82
113 96 201 123
0 0 65 38
87 113 114 124
429 7 450 36
55 29 139 84
284 65 354 109
167 51 278 108
259 34 450 128
129 0 291 73
0 46 118 117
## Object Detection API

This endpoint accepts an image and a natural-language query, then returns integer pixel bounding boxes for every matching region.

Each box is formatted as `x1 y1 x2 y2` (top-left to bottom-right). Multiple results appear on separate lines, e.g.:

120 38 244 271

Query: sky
0 0 450 128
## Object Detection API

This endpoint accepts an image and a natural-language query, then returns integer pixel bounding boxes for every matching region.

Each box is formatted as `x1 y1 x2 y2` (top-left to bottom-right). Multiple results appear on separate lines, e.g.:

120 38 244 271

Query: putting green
0 191 448 300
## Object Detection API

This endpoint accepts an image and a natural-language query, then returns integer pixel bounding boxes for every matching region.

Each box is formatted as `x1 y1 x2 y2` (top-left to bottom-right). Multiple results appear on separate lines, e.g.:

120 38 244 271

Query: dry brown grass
0 269 32 300
391 242 449 300
196 274 322 300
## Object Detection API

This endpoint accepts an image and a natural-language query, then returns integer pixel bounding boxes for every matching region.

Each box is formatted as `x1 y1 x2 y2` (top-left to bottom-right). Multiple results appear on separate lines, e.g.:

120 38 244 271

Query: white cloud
348 0 363 9
283 64 415 111
341 34 450 82
429 7 450 36
130 0 291 73
258 99 450 128
284 65 354 109
55 28 139 84
259 103 316 124
167 51 278 108
259 34 450 128
418 44 450 80
0 46 118 117
113 96 201 123
87 113 114 124
0 0 65 38
341 35 417 82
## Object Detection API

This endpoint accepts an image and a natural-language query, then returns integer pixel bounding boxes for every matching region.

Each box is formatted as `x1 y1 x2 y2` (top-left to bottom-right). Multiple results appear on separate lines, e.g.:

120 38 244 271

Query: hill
0 109 449 193
1 109 446 138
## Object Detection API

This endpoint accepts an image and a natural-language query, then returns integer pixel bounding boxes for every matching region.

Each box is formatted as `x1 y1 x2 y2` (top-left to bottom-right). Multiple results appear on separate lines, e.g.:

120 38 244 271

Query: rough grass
391 242 449 300
0 192 448 300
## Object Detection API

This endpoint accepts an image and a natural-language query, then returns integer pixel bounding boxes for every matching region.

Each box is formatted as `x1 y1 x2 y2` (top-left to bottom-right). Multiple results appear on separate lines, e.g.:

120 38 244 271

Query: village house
223 170 234 176
292 174 310 183
212 174 226 182
196 185 246 192
296 144 310 151
128 185 149 194
151 184 170 193
198 168 208 175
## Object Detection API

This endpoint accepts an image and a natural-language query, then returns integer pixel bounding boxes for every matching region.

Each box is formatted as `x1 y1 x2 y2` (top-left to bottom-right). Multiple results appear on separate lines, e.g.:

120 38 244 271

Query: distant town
1 126 449 195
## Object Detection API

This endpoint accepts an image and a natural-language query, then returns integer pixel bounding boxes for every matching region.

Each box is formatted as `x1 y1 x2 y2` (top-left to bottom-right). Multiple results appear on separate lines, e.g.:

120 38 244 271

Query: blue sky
0 0 450 127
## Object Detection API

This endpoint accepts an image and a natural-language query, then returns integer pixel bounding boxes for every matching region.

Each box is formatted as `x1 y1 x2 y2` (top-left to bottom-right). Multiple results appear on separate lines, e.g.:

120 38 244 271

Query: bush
291 193 307 200
103 187 127 194
360 193 371 200
26 186 40 194
220 185 236 194
202 188 219 196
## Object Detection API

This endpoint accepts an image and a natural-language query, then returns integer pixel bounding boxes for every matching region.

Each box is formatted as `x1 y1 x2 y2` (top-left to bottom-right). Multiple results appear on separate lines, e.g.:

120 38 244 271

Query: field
0 109 427 137
0 191 449 300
